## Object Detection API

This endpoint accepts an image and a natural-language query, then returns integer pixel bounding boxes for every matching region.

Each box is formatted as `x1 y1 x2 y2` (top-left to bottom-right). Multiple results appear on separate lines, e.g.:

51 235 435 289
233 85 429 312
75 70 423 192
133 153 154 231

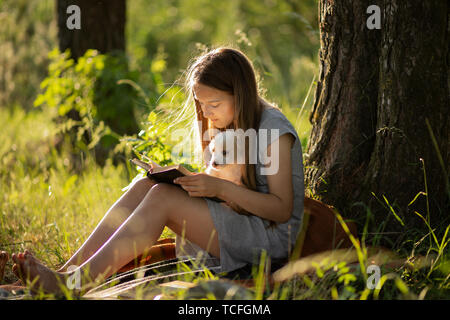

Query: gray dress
175 107 305 273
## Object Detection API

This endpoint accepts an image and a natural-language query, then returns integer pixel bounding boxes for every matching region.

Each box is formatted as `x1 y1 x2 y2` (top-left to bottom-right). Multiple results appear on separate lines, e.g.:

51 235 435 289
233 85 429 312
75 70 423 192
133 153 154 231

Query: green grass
0 107 173 284
1 106 448 300
0 107 126 273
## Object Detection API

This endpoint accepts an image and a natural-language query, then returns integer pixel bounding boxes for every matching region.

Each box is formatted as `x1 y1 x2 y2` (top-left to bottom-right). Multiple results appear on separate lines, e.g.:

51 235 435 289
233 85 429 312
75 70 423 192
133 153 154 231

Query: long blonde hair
184 47 266 191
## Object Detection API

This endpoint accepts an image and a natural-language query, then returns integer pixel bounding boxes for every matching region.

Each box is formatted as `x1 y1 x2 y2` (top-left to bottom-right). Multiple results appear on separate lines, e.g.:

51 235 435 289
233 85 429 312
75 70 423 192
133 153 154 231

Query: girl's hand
174 173 224 198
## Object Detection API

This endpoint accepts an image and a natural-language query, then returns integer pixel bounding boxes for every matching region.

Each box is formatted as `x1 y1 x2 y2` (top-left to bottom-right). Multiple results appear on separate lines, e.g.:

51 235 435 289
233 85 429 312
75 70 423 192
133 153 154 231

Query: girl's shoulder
259 103 294 133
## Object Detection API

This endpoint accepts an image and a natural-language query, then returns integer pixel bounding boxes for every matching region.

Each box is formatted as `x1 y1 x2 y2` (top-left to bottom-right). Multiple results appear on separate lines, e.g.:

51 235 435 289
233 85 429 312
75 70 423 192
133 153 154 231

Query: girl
10 47 304 295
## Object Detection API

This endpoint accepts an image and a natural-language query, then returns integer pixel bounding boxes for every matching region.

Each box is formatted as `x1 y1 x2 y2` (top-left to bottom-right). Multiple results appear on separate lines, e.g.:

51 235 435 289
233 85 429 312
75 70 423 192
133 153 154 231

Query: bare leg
12 183 220 294
57 177 156 271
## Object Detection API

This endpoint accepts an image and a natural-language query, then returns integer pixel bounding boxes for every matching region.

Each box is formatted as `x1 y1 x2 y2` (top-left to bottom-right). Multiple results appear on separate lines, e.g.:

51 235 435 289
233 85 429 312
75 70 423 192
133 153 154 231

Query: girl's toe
13 262 27 280
12 263 20 277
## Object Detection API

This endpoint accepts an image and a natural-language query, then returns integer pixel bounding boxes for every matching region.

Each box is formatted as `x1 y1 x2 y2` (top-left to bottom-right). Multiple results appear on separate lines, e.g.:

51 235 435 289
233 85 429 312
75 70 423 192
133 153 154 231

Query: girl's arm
218 133 295 223
175 133 295 223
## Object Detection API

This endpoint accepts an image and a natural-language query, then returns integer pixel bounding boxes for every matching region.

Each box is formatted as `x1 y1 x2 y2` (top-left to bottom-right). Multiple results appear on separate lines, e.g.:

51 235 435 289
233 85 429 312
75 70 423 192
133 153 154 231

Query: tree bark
56 0 126 61
306 0 381 211
306 1 449 244
56 0 139 167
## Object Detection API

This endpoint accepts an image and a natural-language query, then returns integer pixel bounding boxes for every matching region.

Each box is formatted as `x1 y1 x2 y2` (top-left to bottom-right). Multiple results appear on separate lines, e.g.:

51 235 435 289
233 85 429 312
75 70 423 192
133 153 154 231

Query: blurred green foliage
122 0 319 172
0 0 56 110
0 0 319 175
32 46 195 172
127 111 177 168
1 0 319 140
33 49 140 166
125 109 201 173
34 49 139 136
126 0 319 111
0 0 319 184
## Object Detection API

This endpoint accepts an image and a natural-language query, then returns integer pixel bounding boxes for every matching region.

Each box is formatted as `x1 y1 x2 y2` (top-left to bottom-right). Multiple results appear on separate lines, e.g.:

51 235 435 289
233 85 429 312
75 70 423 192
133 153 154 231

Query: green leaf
33 94 45 107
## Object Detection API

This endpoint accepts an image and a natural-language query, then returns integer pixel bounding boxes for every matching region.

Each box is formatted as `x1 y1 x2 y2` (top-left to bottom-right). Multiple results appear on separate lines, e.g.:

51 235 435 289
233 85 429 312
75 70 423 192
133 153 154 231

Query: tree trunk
56 0 126 60
306 1 449 245
56 0 139 167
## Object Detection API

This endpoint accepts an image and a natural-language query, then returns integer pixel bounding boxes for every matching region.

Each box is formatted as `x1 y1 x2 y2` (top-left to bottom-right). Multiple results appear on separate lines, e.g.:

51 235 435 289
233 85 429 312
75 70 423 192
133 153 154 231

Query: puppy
205 130 245 186
206 131 249 214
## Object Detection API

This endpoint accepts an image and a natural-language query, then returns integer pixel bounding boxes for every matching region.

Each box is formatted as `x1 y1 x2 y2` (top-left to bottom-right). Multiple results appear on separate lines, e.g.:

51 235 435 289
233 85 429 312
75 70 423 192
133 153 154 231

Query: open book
130 158 222 202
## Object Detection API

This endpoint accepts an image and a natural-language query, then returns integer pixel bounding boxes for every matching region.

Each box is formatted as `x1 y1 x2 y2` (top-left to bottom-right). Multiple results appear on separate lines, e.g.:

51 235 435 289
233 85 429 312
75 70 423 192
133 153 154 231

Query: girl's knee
129 176 155 193
143 183 184 210
148 183 179 199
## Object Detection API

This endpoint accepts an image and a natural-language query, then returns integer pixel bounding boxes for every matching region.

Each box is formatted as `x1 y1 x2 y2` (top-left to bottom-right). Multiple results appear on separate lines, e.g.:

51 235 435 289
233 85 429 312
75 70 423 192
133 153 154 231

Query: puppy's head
209 130 244 168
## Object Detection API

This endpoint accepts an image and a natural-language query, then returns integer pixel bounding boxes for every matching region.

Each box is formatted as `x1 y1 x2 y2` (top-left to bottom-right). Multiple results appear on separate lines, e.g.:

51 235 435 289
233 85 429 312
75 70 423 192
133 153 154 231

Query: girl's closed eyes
193 83 235 128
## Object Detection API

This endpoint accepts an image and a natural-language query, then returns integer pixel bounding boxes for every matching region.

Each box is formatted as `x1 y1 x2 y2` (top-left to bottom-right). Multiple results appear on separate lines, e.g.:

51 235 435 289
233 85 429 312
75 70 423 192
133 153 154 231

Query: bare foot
0 251 9 282
12 250 71 295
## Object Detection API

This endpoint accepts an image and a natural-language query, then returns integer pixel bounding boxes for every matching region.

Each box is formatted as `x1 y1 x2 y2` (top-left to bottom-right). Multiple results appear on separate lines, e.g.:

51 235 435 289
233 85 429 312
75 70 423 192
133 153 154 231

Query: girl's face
193 83 235 129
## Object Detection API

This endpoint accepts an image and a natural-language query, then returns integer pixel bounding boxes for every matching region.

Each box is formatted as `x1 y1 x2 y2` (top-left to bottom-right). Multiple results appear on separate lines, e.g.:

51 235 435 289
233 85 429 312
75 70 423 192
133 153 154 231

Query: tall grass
0 107 137 281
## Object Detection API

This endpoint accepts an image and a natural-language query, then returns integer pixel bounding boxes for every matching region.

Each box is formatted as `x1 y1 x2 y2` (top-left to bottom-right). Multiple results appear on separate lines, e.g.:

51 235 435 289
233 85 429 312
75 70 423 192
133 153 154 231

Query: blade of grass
333 210 367 278
425 118 449 199
382 195 405 227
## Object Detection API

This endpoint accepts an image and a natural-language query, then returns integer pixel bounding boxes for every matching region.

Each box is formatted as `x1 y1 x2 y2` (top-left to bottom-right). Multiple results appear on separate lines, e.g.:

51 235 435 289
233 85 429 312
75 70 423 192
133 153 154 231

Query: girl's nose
202 106 213 118
204 111 212 118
